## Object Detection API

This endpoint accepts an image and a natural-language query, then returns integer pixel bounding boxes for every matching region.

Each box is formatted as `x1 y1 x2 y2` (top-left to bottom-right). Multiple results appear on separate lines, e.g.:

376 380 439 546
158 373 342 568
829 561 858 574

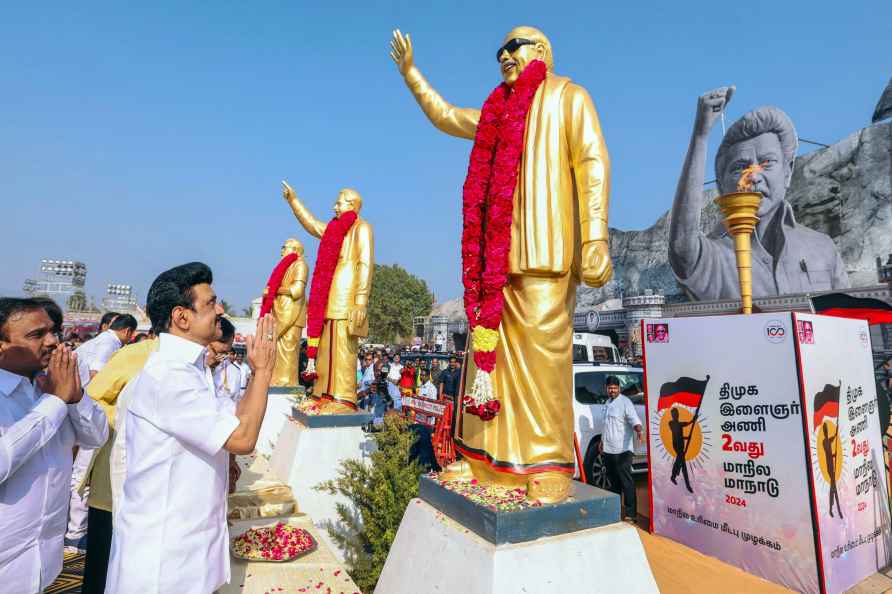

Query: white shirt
213 360 244 404
232 360 250 392
601 394 641 454
0 368 108 594
105 333 240 594
419 380 438 401
75 330 123 387
109 378 137 523
387 362 403 383
358 365 375 394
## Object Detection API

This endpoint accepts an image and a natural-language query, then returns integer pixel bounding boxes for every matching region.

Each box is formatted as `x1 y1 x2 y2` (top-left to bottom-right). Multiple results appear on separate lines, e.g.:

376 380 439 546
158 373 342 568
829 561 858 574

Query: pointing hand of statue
694 85 735 136
581 240 612 288
390 29 414 76
247 314 277 375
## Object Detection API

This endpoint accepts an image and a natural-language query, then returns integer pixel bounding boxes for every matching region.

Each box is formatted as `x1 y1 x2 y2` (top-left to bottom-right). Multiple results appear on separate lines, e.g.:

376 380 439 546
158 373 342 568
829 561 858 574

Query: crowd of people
353 348 463 424
0 262 277 593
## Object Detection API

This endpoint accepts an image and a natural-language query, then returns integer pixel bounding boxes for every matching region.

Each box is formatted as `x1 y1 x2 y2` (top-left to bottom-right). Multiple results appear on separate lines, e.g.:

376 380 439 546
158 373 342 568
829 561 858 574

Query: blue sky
1 1 889 310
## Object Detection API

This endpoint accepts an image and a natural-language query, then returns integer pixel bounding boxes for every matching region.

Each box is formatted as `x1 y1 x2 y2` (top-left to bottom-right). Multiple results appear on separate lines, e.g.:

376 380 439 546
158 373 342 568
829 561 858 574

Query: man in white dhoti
104 262 276 594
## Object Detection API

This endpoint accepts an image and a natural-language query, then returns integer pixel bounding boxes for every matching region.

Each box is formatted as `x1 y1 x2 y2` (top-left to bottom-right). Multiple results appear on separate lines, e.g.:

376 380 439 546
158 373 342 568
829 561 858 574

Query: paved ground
631 475 892 594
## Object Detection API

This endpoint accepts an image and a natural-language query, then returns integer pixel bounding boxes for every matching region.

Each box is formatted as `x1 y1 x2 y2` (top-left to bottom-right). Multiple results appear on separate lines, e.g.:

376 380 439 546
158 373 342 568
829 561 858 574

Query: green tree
367 264 434 343
316 416 421 593
241 306 253 317
220 299 234 315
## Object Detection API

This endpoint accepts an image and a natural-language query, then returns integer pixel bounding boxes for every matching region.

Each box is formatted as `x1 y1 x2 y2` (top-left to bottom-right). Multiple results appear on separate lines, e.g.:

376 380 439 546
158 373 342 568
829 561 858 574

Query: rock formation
873 78 892 123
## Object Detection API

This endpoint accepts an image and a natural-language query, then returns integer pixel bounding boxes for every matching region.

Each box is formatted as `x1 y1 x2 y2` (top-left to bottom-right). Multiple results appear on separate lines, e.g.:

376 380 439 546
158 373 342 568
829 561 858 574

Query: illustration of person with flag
658 376 710 493
814 382 843 519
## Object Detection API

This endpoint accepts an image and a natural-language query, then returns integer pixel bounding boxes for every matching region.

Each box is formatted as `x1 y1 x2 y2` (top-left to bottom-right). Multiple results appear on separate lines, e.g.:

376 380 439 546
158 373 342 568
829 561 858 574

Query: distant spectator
418 368 437 401
438 356 462 403
98 311 119 334
208 318 241 403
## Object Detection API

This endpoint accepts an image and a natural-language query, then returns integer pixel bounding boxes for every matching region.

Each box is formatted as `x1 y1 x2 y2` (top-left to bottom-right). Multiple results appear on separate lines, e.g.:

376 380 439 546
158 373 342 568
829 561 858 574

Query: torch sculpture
714 165 764 314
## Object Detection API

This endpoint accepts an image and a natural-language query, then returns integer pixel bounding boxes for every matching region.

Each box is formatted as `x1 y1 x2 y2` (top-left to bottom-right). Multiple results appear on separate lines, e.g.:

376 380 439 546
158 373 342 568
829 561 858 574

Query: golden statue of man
391 26 611 502
282 181 374 414
263 238 308 387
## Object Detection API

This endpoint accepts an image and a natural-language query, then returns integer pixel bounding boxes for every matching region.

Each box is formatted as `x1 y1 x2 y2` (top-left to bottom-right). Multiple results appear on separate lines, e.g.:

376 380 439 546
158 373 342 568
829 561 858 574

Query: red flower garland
303 211 358 364
259 252 299 318
461 60 547 420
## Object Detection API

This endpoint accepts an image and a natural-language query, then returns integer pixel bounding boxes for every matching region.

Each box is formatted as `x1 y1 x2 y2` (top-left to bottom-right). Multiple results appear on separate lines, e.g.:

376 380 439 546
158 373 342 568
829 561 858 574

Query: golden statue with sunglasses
390 27 612 503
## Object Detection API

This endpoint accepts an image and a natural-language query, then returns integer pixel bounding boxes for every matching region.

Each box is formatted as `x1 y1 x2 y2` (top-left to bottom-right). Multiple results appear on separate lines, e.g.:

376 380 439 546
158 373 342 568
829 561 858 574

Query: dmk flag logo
658 376 710 411
813 382 841 430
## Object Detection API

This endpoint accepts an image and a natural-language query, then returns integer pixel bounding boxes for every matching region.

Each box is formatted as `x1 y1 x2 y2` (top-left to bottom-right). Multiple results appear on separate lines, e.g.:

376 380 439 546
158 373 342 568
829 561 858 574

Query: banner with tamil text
644 314 820 594
795 313 891 594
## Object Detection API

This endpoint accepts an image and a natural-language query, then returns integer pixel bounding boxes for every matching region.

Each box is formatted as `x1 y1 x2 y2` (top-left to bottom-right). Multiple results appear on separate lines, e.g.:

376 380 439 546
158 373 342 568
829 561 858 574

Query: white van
573 332 622 364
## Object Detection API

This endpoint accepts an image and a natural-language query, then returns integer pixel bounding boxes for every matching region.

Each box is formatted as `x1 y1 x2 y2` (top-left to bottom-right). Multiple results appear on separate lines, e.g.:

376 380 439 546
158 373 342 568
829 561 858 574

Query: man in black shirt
438 356 462 403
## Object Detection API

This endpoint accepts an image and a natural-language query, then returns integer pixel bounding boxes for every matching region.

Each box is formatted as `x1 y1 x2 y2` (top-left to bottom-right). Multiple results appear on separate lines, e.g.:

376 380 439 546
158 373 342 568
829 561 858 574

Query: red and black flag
658 376 710 411
811 293 892 326
813 382 841 430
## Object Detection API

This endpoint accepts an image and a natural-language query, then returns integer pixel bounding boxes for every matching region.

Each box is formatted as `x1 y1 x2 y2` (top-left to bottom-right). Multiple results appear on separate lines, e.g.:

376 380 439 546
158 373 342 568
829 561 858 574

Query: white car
572 363 648 489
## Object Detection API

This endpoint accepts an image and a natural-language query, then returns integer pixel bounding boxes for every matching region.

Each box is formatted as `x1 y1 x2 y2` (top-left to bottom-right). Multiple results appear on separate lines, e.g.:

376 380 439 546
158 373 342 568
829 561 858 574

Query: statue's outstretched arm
669 86 735 278
391 29 480 140
282 181 326 239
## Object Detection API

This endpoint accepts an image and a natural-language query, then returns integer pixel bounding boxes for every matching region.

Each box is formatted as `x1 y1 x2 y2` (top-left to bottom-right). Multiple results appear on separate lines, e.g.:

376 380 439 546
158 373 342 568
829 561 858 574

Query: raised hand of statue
694 85 735 137
282 180 296 204
246 314 277 376
581 240 613 288
389 29 414 76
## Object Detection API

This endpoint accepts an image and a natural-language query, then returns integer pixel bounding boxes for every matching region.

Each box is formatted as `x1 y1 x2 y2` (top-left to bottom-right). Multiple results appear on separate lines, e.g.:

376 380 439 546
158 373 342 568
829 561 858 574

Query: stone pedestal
269 409 374 555
375 477 658 594
255 387 304 457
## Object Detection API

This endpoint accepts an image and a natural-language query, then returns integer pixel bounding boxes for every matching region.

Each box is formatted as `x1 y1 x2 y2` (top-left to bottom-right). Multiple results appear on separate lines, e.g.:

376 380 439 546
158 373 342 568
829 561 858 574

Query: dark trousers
604 451 636 519
81 506 113 594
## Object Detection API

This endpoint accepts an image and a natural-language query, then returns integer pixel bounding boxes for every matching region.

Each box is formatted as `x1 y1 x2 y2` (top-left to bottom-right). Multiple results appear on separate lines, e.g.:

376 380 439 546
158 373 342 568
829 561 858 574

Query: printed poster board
794 313 891 594
643 314 819 593
643 313 891 594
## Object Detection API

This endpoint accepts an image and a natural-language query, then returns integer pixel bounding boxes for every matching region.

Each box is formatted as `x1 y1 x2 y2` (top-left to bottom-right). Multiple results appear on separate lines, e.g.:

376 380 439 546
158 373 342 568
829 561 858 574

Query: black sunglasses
496 38 537 62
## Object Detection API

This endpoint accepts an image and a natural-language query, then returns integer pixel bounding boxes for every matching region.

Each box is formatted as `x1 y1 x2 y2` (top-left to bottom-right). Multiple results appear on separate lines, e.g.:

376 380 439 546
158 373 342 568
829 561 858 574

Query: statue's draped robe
271 258 309 387
406 70 610 482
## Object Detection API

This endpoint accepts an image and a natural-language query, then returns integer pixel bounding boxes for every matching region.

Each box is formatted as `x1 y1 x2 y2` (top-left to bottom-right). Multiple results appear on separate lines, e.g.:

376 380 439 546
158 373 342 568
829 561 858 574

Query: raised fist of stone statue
694 85 735 137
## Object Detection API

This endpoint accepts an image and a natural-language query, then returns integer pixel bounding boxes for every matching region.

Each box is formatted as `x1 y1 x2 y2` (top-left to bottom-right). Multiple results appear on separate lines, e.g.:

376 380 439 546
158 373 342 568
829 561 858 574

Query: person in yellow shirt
79 337 157 594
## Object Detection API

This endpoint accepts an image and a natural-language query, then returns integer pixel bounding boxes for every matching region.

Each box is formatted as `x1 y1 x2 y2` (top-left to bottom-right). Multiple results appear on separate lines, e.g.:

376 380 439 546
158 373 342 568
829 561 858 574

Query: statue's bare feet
319 401 357 415
526 472 571 504
438 460 474 482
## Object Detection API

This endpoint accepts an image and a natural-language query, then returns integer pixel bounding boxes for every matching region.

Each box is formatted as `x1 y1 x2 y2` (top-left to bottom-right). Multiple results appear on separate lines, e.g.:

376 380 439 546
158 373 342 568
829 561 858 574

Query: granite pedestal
269 408 374 560
375 477 659 594
255 387 304 457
